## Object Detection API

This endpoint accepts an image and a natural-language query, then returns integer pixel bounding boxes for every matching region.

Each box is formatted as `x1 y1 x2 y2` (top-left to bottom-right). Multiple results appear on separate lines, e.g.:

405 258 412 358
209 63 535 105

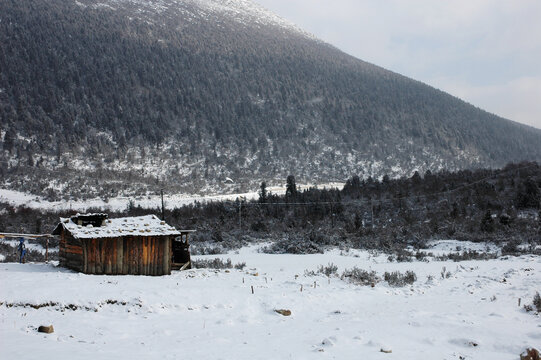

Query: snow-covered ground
417 240 501 256
0 183 344 212
1 244 540 359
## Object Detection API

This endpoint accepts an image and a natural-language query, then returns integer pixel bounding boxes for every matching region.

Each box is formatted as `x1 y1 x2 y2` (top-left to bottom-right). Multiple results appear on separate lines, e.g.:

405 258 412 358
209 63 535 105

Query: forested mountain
1 0 541 199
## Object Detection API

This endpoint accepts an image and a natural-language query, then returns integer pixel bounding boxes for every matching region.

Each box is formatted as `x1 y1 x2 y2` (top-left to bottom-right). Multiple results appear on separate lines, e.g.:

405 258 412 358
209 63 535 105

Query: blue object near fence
18 238 26 263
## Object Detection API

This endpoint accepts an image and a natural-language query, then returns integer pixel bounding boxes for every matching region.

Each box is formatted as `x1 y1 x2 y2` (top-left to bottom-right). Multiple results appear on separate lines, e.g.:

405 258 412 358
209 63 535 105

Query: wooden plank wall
59 232 84 272
60 230 172 275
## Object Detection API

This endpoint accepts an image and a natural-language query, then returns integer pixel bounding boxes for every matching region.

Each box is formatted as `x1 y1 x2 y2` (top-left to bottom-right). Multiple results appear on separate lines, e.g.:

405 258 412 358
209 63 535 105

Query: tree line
1 162 539 256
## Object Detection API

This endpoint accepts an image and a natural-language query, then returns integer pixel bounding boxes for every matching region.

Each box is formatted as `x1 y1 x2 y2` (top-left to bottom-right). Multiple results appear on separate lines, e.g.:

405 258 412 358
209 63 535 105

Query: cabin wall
80 235 172 276
59 231 84 272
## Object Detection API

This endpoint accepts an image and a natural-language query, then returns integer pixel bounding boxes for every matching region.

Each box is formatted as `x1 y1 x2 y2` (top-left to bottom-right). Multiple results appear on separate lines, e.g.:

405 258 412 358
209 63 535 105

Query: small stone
38 325 54 334
380 348 392 354
275 309 291 316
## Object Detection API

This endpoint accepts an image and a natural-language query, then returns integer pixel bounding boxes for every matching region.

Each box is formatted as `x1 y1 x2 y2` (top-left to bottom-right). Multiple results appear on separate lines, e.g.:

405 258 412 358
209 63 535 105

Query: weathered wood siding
59 232 84 272
59 231 172 275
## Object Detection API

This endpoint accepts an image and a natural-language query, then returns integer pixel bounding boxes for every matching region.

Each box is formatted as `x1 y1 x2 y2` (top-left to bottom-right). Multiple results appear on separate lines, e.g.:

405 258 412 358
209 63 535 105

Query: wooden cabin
52 213 193 276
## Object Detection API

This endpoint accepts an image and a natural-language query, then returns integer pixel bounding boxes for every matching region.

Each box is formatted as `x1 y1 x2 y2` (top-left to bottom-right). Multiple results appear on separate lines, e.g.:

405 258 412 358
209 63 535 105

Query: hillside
1 0 541 199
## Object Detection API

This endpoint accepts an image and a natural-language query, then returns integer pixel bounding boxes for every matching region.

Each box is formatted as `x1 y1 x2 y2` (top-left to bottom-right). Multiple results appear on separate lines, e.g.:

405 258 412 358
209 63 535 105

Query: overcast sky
255 0 541 130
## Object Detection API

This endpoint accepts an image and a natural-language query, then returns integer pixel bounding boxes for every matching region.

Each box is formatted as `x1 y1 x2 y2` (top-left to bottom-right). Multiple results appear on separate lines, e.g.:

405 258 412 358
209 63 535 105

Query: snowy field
0 183 344 212
1 244 540 359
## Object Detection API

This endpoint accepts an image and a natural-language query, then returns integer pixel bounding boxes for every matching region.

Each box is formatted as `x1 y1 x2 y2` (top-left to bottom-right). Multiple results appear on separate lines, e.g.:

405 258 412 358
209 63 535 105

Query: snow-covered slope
1 245 540 359
77 0 314 38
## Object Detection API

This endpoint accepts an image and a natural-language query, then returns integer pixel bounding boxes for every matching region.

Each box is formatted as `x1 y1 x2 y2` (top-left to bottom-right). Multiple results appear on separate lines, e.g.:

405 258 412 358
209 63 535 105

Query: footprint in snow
527 331 541 339
321 336 337 346
448 338 480 348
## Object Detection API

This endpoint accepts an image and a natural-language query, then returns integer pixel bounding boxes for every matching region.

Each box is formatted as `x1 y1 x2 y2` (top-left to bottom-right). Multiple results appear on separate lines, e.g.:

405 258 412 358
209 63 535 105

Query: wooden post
161 189 165 221
45 238 49 263
251 285 254 294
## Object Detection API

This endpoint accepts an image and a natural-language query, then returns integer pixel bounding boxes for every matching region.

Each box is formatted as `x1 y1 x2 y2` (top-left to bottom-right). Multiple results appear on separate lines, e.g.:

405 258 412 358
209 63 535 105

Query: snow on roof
56 214 183 239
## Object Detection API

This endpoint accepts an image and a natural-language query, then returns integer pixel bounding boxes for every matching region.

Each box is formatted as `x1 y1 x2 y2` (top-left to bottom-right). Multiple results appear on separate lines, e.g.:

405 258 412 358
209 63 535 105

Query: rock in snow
274 309 291 316
521 348 540 360
37 325 54 334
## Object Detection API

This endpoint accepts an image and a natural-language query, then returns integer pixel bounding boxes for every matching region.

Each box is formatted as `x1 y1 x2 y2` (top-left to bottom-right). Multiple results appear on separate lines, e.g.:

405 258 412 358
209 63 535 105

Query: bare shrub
191 258 246 270
435 250 499 262
384 270 417 287
441 266 452 279
319 263 338 277
261 237 323 255
532 292 541 313
304 263 339 277
341 267 379 286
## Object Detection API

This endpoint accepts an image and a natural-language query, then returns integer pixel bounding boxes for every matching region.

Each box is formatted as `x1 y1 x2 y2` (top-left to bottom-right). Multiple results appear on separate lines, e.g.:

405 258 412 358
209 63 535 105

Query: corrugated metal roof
55 214 182 239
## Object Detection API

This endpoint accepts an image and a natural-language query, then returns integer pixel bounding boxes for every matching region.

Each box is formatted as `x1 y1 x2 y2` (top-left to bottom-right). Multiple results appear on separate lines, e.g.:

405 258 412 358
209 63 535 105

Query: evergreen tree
286 175 297 198
27 152 34 167
411 171 422 186
3 128 15 153
259 181 268 203
516 178 540 209
480 209 495 232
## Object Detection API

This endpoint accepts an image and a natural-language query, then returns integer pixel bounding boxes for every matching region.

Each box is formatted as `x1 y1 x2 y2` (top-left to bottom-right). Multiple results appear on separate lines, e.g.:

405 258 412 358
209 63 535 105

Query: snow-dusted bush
386 248 414 262
533 292 541 312
319 263 338 277
341 267 379 286
436 250 499 262
441 266 452 279
191 258 246 270
261 237 323 255
190 244 226 255
190 231 251 255
304 263 338 277
384 270 417 287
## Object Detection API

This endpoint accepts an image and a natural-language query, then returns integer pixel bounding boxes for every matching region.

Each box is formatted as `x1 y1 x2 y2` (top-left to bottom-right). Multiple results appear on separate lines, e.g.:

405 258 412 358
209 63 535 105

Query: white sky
255 0 541 130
